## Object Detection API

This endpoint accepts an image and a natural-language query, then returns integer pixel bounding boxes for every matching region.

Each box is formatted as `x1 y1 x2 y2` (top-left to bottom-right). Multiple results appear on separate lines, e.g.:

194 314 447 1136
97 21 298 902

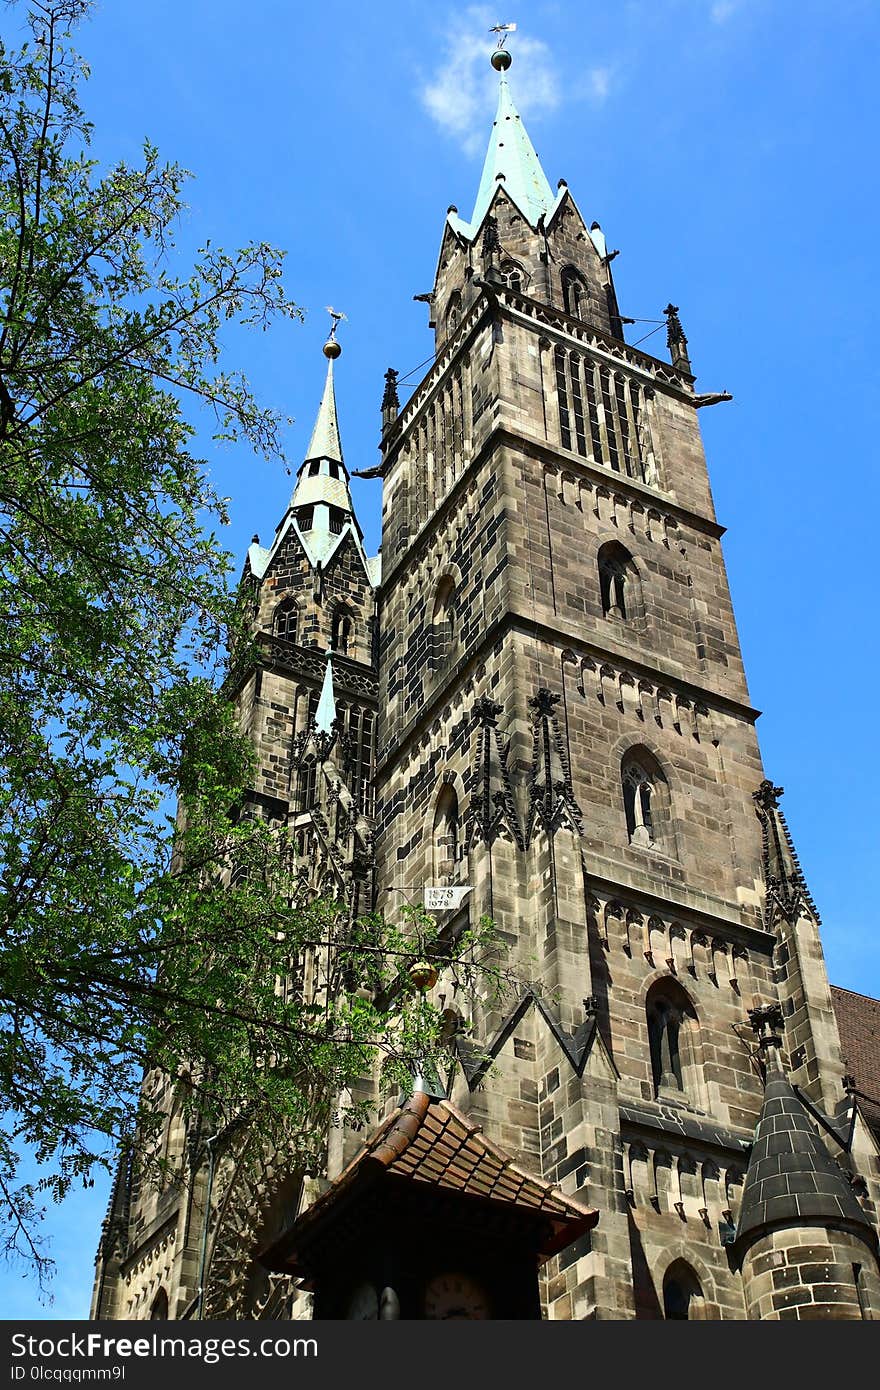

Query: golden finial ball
323 337 342 359
491 48 512 72
409 960 439 991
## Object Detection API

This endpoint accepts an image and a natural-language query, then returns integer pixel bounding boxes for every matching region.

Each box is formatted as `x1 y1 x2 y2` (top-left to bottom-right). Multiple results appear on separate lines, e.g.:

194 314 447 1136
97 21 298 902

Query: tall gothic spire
287 328 364 543
470 72 555 232
448 47 561 242
304 356 343 465
246 324 379 585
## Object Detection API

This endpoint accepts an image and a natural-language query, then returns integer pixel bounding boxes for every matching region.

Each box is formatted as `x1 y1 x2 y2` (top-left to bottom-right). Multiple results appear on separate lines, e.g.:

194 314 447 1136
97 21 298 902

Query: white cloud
420 7 562 157
710 0 739 22
588 66 613 102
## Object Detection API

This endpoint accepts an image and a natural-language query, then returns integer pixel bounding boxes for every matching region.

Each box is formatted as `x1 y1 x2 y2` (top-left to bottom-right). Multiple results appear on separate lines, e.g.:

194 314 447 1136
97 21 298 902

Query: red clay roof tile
260 1087 597 1277
831 985 880 1137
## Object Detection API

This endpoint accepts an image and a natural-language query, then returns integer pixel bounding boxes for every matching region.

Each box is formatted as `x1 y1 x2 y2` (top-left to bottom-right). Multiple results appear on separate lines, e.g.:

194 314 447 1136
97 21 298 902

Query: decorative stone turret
733 1005 880 1319
381 368 399 433
753 780 845 1117
664 303 693 376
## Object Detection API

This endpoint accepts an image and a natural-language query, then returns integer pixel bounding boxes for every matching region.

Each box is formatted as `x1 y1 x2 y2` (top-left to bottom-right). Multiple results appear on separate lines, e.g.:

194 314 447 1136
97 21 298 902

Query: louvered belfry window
554 347 648 483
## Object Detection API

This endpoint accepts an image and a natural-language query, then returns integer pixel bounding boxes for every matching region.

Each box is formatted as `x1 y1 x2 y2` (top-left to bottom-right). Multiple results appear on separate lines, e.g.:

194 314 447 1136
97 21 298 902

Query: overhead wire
395 312 668 395
631 322 666 348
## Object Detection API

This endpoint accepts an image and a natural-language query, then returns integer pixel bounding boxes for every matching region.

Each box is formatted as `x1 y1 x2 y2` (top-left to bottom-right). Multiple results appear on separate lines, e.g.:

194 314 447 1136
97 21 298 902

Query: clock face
346 1280 379 1320
423 1272 490 1320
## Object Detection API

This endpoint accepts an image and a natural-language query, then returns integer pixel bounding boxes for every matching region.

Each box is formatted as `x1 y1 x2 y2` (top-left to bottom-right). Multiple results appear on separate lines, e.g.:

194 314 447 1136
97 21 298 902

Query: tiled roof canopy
260 1089 597 1279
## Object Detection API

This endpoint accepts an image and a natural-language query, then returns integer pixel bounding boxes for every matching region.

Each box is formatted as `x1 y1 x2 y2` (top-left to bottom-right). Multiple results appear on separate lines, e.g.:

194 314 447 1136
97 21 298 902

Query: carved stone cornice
583 872 775 953
497 284 694 392
226 636 379 706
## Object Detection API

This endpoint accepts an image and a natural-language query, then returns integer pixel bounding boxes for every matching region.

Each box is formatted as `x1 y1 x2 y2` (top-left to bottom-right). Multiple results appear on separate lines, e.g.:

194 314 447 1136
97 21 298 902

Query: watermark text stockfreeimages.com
11 1334 316 1367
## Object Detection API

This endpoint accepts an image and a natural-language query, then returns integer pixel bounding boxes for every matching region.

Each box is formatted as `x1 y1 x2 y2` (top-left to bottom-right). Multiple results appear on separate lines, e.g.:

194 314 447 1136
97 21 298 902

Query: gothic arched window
646 980 700 1102
431 577 457 669
296 691 320 812
662 1262 704 1320
561 265 588 320
446 291 462 334
432 784 460 885
623 759 654 846
499 260 524 292
331 606 353 655
150 1289 169 1320
274 598 299 642
621 747 667 849
598 541 641 621
298 754 318 813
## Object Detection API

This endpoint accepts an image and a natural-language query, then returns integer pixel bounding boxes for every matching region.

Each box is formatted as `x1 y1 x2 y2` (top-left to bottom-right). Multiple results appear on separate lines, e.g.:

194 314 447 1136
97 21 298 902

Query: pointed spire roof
470 74 555 232
446 52 566 244
304 356 343 466
287 333 363 543
315 648 336 735
732 1004 875 1261
733 1064 875 1260
243 326 380 589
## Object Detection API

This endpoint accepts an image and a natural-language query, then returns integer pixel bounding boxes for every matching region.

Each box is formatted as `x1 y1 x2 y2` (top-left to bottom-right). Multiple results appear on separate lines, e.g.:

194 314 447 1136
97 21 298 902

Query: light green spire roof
245 337 379 590
289 350 357 519
315 648 336 735
470 76 555 231
304 356 343 464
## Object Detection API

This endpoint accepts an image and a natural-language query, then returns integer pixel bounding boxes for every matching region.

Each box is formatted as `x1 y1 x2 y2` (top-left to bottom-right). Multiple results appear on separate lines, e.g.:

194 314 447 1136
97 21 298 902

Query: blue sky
3 0 878 1317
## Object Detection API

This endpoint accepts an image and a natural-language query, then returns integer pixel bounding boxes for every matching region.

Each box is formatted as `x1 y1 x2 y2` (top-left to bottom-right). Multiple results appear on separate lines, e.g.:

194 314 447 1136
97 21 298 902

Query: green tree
0 1 501 1290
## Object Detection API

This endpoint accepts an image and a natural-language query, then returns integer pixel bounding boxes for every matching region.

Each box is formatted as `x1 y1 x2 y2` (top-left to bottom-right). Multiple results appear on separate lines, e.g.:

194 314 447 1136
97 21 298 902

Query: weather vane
489 22 517 48
325 306 347 340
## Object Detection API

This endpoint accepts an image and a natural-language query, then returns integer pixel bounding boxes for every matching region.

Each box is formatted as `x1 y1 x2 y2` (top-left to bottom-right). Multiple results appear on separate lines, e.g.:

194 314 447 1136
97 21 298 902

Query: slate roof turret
733 1064 876 1260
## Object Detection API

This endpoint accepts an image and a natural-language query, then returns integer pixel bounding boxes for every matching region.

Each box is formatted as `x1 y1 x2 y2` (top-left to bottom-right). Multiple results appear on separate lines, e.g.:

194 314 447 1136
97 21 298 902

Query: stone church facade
92 49 880 1321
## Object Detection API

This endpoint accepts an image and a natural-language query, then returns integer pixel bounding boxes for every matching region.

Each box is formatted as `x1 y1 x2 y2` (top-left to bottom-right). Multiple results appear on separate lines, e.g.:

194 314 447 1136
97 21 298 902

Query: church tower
366 43 880 1319
91 332 381 1320
239 328 379 919
93 41 880 1322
